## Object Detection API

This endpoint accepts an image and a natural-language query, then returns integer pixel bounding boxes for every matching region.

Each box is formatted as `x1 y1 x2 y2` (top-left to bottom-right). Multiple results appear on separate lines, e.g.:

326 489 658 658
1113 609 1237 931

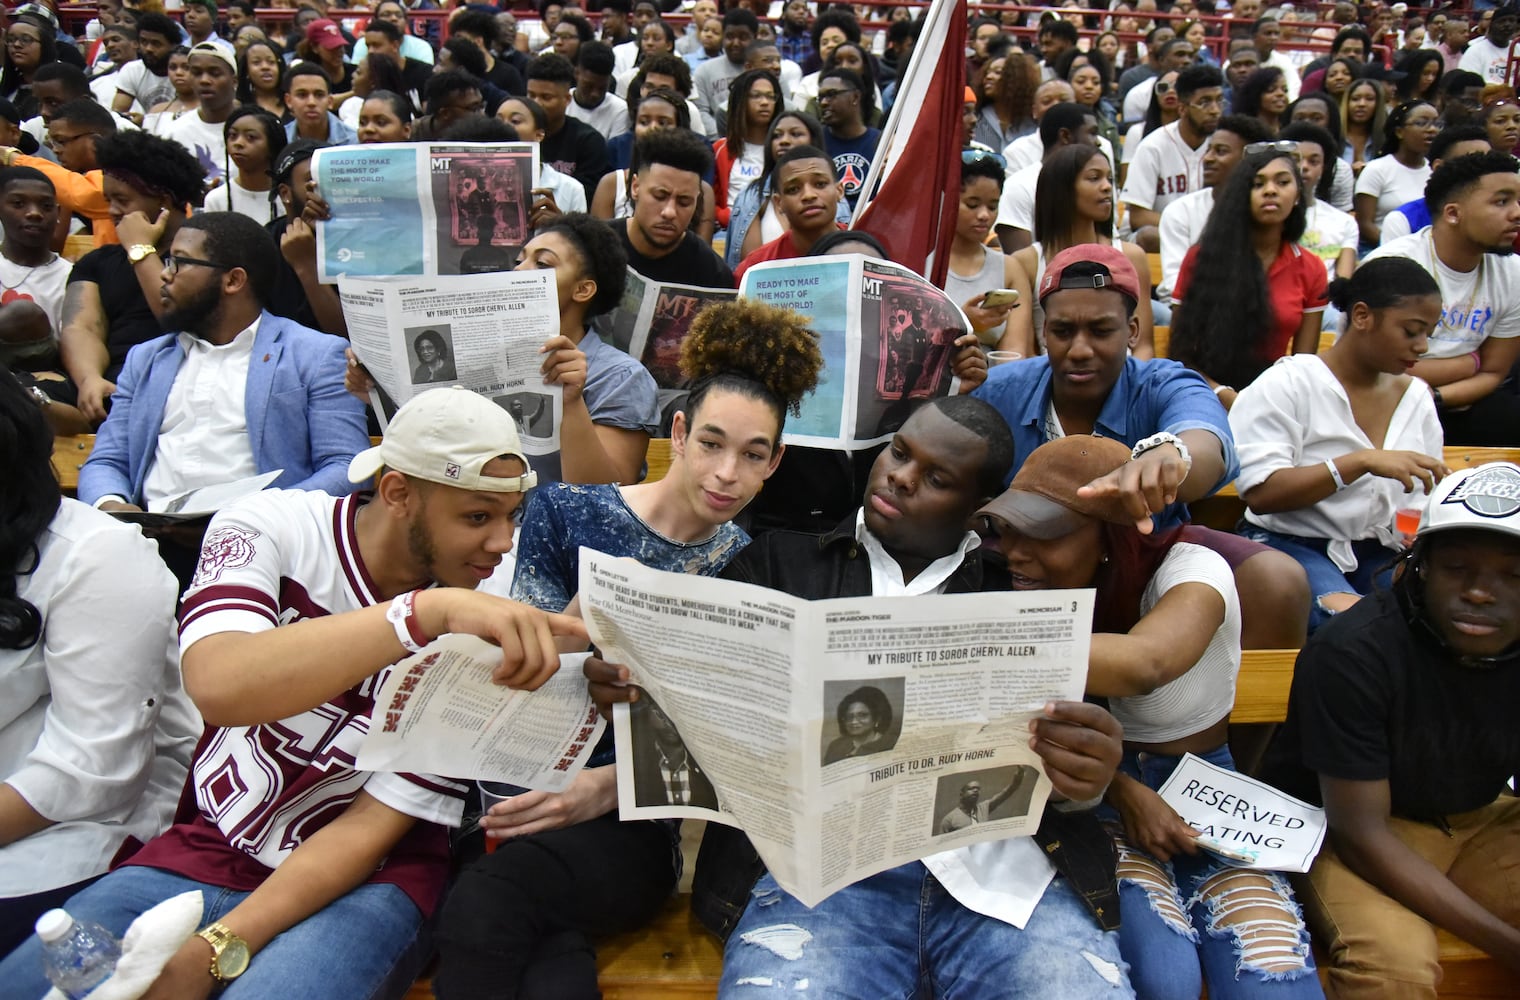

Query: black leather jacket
688 515 1122 941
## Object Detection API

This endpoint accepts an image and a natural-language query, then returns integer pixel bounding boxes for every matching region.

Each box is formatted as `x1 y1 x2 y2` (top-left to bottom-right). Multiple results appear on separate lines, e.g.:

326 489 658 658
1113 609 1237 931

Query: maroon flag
851 0 968 287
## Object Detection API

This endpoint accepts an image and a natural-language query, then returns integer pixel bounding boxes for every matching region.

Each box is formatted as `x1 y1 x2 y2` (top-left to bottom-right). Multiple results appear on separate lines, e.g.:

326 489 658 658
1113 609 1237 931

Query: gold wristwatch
195 922 251 984
125 243 158 264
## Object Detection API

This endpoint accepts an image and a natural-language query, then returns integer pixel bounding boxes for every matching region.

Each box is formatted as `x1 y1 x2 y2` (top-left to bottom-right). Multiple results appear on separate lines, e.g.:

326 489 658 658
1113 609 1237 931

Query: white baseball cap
348 386 538 493
1420 463 1520 542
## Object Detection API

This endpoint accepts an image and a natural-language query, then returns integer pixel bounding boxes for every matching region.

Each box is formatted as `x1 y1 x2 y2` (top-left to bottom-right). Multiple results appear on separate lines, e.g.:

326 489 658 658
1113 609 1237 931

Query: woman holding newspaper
976 435 1325 1000
429 298 822 1000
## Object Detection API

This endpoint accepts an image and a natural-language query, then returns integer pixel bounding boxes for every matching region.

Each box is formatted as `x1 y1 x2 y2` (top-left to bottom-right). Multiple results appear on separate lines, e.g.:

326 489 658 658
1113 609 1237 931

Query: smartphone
980 289 1020 309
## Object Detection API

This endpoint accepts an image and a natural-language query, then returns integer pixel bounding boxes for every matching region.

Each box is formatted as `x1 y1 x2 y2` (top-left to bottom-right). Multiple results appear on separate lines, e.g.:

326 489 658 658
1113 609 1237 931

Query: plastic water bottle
35 909 120 999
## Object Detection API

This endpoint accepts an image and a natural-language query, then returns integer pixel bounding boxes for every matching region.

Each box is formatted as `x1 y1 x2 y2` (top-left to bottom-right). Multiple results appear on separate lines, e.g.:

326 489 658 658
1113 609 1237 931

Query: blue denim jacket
971 355 1238 528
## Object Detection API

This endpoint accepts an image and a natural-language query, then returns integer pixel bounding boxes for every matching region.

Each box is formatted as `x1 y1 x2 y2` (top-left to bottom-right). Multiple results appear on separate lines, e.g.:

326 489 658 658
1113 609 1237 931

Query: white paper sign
1157 753 1327 873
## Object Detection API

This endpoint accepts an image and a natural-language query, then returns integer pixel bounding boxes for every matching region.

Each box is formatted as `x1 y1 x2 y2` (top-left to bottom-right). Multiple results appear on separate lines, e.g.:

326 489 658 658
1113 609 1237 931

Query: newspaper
739 254 970 451
338 270 563 453
581 549 1092 907
1157 753 1327 873
110 470 283 526
598 267 738 414
357 638 604 792
314 142 539 281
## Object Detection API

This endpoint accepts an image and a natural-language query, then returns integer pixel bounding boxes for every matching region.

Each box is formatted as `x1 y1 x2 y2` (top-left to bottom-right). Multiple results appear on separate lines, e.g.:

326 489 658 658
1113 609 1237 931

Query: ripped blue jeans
1235 525 1396 634
1110 746 1324 1000
717 862 1131 998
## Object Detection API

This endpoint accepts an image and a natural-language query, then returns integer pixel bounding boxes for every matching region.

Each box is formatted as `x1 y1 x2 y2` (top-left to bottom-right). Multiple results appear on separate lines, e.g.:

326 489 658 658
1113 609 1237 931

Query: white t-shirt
1232 353 1443 567
995 161 1040 232
1299 201 1359 280
0 499 197 895
566 91 630 141
1460 35 1511 84
1120 120 1207 215
1122 77 1154 124
202 179 278 224
164 111 230 184
1157 187 1214 299
1366 229 1520 357
1354 155 1431 232
0 250 72 334
1121 120 1147 165
1000 131 1041 172
1109 542 1241 744
727 142 763 217
114 59 176 111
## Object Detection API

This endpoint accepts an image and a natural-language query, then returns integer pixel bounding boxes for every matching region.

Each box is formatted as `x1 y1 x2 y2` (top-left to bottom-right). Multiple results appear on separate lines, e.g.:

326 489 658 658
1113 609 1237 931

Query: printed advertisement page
315 142 538 281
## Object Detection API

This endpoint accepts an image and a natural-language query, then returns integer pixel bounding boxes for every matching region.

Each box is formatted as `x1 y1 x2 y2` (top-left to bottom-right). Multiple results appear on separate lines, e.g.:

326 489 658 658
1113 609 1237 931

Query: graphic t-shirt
825 127 882 209
1366 230 1520 358
126 490 468 915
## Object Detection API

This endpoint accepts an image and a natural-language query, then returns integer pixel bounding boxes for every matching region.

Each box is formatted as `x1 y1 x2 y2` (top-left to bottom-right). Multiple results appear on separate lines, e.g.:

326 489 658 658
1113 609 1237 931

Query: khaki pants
1295 795 1520 1000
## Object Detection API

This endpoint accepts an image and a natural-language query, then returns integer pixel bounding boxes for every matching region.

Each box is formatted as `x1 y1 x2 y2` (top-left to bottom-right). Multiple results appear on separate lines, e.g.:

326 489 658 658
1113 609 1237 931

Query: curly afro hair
679 298 823 439
94 129 208 207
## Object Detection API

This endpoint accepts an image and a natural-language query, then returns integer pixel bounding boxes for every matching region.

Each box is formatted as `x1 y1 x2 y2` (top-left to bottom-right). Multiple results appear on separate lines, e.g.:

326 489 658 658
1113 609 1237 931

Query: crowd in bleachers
3 0 1520 998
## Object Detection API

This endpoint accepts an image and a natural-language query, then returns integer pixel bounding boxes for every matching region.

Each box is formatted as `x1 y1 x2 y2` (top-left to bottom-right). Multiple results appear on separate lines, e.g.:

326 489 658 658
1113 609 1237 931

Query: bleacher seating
51 433 1520 998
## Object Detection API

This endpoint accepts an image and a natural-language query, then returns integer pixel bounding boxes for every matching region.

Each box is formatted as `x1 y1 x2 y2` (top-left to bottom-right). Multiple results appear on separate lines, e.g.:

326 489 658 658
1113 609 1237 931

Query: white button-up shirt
141 318 261 506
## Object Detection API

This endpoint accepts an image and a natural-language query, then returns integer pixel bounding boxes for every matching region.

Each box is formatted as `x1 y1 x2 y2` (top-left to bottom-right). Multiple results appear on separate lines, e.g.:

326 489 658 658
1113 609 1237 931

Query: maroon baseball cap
306 18 348 50
1036 243 1142 305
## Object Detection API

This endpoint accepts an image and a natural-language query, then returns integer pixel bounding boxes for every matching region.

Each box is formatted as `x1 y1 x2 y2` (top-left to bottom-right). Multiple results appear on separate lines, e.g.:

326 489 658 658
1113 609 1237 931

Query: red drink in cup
478 782 517 854
1396 506 1423 538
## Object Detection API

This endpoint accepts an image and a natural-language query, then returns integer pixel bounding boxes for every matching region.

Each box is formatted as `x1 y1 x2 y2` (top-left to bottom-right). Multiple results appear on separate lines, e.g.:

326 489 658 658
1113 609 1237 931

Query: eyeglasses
1154 81 1173 94
47 131 91 148
962 148 1007 168
164 254 231 274
817 87 858 101
5 34 41 47
1245 139 1301 156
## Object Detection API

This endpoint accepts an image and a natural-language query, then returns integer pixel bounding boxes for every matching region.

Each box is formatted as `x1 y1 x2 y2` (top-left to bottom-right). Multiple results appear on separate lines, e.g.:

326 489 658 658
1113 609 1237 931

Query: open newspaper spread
338 270 563 450
580 549 1092 907
739 253 971 450
314 142 539 280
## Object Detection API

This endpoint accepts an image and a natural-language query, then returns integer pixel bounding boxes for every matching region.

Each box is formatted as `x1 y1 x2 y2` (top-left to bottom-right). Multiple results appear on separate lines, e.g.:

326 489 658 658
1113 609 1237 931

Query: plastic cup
1395 505 1423 537
478 781 517 853
987 350 1023 366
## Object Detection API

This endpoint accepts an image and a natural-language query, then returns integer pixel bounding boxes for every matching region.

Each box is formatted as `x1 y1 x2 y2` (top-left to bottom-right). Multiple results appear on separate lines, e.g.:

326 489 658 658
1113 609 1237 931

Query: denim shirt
971 355 1239 528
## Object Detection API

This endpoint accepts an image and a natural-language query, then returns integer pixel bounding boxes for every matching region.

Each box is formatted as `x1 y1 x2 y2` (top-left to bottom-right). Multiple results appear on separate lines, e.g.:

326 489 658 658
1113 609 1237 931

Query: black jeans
1440 377 1520 446
431 812 676 1000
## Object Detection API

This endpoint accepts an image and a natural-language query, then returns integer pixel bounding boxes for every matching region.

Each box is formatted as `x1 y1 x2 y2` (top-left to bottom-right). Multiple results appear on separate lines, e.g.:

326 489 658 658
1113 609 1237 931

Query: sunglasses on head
962 148 1008 168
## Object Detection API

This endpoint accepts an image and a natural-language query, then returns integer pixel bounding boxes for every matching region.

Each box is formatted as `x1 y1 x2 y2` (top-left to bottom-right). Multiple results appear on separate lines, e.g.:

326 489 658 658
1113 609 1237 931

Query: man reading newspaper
587 397 1131 997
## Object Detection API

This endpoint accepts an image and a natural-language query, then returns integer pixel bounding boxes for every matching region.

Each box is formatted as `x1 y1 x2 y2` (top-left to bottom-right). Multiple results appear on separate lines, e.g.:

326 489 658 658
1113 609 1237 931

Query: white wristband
1325 458 1348 491
386 590 429 654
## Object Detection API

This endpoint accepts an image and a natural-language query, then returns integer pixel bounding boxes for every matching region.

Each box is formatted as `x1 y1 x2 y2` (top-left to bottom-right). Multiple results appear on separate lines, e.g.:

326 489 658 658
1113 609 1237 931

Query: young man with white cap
1264 462 1520 999
164 41 240 186
0 386 586 998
